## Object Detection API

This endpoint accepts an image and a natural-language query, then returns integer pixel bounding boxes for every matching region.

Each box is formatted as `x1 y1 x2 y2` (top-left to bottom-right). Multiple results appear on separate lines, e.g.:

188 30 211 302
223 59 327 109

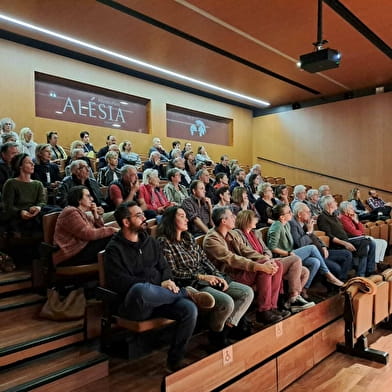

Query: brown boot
185 286 215 310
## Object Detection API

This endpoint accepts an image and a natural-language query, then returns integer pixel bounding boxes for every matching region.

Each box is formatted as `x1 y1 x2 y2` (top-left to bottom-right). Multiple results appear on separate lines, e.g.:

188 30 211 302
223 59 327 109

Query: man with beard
104 201 215 372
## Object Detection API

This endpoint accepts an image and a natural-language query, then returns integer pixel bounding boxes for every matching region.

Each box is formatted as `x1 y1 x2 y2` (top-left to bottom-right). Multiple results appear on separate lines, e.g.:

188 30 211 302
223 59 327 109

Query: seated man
182 180 213 236
65 148 94 178
104 201 214 372
204 207 313 319
148 137 169 162
290 185 307 211
367 189 392 217
57 159 108 212
213 155 230 178
143 151 166 179
97 135 117 158
290 202 352 282
80 131 96 156
317 195 376 277
195 168 215 201
0 141 19 195
229 168 246 193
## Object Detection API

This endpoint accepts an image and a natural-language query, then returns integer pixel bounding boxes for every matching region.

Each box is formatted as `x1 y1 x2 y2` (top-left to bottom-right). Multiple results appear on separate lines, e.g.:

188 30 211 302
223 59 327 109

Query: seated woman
318 195 376 277
214 186 231 209
268 204 343 298
33 144 62 204
97 151 121 186
184 150 196 178
213 172 229 190
47 131 67 164
2 153 46 237
230 186 253 216
53 185 118 266
119 140 141 168
247 173 261 204
254 182 276 227
19 127 37 157
235 210 314 314
195 145 214 166
139 168 173 217
348 187 374 221
306 189 322 217
163 168 188 205
274 185 290 206
339 201 386 265
157 206 254 348
65 148 95 178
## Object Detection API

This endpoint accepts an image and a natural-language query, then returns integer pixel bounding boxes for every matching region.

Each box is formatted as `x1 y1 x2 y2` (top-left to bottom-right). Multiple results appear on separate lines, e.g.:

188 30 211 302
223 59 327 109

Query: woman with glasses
267 204 342 298
0 117 19 142
254 182 276 227
53 185 118 266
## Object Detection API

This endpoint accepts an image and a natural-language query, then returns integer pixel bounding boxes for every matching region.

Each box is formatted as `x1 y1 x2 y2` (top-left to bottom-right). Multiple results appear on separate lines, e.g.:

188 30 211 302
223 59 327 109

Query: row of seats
337 270 392 364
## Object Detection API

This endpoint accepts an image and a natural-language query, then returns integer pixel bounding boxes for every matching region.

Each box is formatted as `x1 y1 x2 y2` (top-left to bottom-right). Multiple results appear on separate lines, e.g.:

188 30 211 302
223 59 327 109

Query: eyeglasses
130 212 145 219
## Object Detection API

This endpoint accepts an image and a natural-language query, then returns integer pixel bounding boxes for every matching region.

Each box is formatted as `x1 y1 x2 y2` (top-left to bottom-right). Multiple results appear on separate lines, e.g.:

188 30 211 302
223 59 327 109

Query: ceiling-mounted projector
299 48 341 73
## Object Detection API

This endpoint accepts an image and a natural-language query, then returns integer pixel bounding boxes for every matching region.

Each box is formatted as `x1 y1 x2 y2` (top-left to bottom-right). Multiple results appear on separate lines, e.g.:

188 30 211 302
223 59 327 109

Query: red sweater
339 214 364 237
53 206 114 265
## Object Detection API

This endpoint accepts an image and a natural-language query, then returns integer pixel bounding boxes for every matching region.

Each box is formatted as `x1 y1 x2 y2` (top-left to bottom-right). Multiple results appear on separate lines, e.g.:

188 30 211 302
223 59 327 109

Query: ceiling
0 0 391 113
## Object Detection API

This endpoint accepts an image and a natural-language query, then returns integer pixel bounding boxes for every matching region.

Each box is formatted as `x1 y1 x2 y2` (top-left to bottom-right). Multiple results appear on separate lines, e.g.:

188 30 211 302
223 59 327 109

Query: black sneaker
289 295 315 313
272 308 291 319
256 310 283 324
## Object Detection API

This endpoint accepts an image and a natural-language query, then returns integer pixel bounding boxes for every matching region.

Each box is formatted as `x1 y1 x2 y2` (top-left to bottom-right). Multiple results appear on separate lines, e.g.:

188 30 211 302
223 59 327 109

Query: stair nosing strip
0 298 45 312
4 354 108 392
0 326 84 357
0 277 31 286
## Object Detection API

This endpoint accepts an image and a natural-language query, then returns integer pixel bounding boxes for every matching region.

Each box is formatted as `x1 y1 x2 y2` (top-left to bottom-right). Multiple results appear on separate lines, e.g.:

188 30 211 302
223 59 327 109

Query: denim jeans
293 245 330 288
355 239 376 277
201 281 254 331
326 249 352 281
120 282 197 364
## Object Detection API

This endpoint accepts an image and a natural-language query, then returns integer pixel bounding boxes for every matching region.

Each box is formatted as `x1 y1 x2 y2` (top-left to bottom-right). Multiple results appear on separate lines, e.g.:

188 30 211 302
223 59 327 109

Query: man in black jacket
104 201 214 371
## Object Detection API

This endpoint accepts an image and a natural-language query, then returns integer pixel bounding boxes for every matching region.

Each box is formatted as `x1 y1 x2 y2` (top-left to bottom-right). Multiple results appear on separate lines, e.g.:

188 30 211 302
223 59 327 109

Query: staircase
0 269 108 391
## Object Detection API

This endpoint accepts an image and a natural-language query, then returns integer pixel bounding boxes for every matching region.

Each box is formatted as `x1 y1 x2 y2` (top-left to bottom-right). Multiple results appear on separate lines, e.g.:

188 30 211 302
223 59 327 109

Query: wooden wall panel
253 92 392 197
0 39 253 165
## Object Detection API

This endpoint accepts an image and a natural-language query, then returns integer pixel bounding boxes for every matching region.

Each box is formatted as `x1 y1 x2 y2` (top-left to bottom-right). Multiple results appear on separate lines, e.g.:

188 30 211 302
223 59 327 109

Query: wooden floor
285 327 392 392
70 325 392 392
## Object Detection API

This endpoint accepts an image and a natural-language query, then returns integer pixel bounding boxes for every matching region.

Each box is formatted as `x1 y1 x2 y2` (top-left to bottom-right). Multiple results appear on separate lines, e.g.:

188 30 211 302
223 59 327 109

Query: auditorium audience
2 153 46 235
158 206 253 349
268 203 343 298
182 180 213 236
47 131 67 163
97 135 117 158
213 173 229 190
53 185 117 266
290 202 351 282
105 201 207 372
164 168 188 205
254 182 276 227
213 155 230 178
339 201 387 265
18 127 37 157
229 186 252 216
306 189 322 217
80 131 96 156
348 187 373 221
98 144 123 170
148 137 169 162
119 140 141 167
97 151 121 186
195 145 214 166
245 164 262 185
290 184 307 211
139 168 172 216
317 195 376 277
233 209 314 314
57 160 108 212
32 144 62 204
183 150 196 178
0 142 19 194
143 151 165 178
214 186 231 208
275 184 290 206
0 117 19 142
367 189 392 218
229 168 246 193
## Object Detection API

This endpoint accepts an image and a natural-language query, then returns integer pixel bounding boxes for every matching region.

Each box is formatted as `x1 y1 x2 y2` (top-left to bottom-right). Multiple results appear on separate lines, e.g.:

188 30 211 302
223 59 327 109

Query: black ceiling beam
323 0 392 59
96 0 321 95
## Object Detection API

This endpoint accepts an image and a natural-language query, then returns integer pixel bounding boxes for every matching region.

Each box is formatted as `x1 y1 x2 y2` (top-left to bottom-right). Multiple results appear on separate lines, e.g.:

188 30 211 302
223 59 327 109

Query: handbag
39 288 86 321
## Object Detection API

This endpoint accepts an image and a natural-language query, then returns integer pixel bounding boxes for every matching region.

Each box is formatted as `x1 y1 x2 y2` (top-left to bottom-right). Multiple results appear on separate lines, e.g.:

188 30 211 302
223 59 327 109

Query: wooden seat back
375 221 389 242
42 211 61 245
195 235 205 248
368 274 389 325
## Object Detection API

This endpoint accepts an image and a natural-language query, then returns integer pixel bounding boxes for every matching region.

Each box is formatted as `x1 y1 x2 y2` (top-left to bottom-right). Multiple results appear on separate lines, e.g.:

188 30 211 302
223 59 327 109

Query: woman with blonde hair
19 127 37 157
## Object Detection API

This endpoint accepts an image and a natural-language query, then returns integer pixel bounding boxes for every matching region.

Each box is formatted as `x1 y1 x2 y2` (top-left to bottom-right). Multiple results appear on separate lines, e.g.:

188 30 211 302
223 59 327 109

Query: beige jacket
203 228 269 275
